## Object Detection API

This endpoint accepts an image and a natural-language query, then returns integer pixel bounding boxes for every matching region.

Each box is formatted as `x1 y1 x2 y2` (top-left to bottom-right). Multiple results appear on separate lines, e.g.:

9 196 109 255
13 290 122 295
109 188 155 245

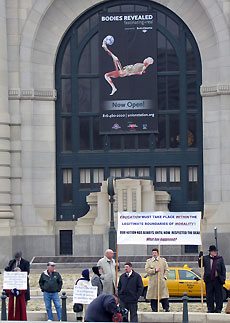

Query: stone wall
0 0 230 266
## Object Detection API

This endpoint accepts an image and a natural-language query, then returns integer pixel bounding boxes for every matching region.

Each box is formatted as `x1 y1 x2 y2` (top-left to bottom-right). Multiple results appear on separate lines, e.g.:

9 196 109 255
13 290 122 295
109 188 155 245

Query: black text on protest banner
117 211 201 245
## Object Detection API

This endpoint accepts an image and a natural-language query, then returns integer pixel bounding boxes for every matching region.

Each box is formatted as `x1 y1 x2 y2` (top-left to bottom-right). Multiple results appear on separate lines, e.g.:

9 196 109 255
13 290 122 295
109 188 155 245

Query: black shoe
215 310 221 313
164 309 170 312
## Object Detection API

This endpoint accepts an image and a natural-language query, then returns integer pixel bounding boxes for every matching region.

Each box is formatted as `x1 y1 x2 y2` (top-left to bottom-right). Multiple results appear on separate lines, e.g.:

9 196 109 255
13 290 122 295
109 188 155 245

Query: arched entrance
55 0 203 241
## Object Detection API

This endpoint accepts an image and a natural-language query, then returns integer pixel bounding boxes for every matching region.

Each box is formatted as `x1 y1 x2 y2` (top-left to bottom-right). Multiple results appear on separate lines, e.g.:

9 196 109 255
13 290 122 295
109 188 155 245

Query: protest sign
73 285 98 304
117 211 201 245
3 271 27 290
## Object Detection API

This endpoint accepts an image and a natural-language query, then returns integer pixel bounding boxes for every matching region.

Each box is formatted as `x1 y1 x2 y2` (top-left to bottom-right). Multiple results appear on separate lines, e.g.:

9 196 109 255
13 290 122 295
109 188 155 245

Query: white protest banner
117 211 201 245
3 271 27 290
73 285 98 304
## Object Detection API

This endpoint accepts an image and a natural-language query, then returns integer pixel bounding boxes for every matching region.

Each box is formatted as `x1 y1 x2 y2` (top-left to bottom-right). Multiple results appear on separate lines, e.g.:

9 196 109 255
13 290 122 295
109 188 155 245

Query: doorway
60 230 73 255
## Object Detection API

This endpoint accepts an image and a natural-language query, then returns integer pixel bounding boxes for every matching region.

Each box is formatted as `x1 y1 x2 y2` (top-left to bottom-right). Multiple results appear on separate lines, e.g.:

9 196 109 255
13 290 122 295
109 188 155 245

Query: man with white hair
97 249 116 294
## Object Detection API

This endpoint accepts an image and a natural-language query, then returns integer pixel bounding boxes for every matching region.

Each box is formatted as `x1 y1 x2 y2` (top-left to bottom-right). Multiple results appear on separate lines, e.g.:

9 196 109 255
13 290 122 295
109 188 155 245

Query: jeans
43 291 62 321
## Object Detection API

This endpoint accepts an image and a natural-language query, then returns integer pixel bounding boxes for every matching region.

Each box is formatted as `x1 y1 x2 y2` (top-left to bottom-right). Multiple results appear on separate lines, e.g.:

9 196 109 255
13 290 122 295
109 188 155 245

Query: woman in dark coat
91 266 103 296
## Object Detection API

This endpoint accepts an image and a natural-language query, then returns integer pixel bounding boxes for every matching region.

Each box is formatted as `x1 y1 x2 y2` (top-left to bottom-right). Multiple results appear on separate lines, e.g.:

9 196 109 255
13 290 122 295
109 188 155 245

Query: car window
179 270 197 280
168 269 176 280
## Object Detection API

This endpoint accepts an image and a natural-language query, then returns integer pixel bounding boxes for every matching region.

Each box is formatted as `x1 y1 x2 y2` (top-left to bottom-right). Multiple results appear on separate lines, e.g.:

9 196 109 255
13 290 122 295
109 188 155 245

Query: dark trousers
150 298 169 312
205 278 223 312
119 300 138 322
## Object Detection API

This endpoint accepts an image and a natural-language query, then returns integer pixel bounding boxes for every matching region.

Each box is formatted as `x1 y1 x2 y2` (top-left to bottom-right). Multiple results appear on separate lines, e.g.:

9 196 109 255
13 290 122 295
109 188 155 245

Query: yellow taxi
141 265 230 300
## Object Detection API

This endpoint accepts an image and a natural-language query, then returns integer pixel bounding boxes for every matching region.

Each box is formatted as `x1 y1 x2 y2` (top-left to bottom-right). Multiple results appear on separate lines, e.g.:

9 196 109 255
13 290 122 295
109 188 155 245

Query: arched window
55 0 203 221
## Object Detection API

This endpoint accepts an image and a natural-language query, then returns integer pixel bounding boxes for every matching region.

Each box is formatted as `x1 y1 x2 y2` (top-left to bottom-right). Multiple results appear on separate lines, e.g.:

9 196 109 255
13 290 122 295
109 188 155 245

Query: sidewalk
12 311 230 322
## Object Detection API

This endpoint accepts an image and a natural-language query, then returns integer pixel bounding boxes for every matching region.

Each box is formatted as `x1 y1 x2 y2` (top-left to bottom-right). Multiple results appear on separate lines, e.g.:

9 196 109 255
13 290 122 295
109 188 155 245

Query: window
61 118 72 152
93 169 104 183
110 168 122 178
179 270 198 281
169 167 180 183
184 245 198 253
62 169 72 203
80 168 104 187
188 166 198 182
168 270 176 280
156 167 167 183
188 166 198 201
80 169 90 184
138 168 150 177
124 168 136 177
110 167 149 178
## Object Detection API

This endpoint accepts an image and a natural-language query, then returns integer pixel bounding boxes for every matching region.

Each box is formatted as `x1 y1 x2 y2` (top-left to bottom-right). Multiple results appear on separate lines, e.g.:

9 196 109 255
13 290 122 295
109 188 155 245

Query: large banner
99 12 157 134
117 211 201 245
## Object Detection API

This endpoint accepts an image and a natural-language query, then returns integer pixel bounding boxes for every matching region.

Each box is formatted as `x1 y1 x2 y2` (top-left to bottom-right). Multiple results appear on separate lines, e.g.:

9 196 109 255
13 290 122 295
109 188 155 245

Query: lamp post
214 227 218 250
107 177 116 251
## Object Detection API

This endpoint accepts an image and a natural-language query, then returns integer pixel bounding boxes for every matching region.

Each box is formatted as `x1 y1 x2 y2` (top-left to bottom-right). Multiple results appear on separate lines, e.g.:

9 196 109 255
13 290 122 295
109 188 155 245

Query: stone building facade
0 0 230 266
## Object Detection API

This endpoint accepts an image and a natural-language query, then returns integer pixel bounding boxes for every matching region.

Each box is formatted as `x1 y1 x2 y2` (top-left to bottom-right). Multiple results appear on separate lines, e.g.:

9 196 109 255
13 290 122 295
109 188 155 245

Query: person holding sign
39 262 63 321
145 248 170 312
198 245 226 313
5 251 30 302
97 249 116 294
118 262 143 322
74 268 91 322
4 267 27 321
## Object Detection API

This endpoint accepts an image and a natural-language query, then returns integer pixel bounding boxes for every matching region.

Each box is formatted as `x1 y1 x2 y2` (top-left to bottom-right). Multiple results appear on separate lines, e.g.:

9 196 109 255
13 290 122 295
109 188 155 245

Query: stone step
13 311 230 322
30 255 199 270
31 255 198 263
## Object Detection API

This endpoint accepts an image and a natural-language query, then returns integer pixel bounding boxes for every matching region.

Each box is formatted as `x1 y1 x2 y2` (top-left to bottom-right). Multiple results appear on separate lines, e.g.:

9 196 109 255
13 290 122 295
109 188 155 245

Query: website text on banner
117 211 201 245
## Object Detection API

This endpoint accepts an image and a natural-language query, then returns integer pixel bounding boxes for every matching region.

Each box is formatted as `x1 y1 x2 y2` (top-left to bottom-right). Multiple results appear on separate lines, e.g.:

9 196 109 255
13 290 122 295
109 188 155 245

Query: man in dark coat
85 294 121 322
118 262 143 322
5 251 30 302
198 245 226 313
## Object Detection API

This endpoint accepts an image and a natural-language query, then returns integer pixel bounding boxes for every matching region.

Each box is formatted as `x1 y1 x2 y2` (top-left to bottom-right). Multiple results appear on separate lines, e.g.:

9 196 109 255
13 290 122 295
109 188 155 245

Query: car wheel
222 288 227 301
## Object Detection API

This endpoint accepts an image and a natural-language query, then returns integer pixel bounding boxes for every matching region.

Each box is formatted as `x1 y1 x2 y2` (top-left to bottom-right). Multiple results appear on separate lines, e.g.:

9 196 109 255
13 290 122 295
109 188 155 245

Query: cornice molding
8 89 57 101
200 84 230 97
8 85 230 100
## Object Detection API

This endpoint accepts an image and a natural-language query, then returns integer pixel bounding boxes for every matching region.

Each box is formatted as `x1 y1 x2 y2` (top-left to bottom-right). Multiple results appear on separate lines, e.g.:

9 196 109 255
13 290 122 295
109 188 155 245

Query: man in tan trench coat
145 248 170 312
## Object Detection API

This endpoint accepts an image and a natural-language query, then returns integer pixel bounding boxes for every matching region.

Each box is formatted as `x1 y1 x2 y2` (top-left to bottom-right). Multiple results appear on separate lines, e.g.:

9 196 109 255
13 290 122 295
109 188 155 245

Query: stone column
0 0 13 219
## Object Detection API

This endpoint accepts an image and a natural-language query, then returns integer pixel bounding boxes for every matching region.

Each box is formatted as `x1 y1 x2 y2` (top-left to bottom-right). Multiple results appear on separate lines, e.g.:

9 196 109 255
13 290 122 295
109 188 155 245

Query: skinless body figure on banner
102 35 154 95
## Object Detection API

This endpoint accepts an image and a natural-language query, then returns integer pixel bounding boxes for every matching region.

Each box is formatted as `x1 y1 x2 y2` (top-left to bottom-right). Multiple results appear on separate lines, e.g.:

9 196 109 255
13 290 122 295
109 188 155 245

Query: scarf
210 256 218 281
